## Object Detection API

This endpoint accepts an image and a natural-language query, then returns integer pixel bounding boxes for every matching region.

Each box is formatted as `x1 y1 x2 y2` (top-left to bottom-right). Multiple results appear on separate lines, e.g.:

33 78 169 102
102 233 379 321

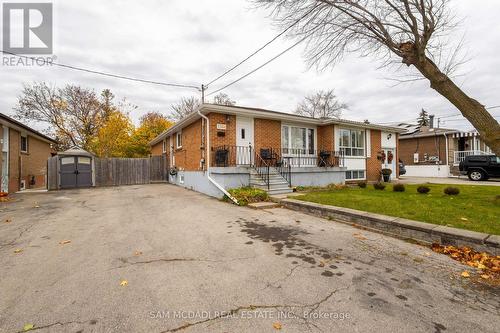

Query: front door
60 156 93 189
236 116 254 165
381 148 396 175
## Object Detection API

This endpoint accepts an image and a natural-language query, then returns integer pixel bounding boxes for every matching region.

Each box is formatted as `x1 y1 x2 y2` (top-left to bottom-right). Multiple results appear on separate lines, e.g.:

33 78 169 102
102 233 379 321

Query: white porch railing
453 150 488 165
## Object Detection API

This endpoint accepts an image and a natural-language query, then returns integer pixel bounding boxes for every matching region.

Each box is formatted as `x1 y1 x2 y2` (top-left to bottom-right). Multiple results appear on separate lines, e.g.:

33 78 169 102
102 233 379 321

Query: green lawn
294 184 500 235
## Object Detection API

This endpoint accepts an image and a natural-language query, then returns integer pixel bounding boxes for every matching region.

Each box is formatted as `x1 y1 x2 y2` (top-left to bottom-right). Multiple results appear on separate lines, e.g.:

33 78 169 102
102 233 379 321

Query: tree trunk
414 58 500 156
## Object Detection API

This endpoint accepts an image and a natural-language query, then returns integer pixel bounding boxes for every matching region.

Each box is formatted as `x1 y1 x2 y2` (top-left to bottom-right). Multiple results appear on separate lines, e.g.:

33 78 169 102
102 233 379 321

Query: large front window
339 128 365 157
282 125 315 154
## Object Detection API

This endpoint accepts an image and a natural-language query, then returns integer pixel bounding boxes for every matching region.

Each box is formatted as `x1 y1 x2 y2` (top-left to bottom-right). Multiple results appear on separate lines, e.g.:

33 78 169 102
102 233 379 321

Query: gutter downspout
197 110 239 205
443 132 450 176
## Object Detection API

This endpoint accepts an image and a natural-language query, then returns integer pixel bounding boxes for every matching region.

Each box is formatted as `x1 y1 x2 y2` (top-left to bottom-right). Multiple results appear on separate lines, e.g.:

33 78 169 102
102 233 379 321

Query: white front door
381 148 396 174
236 116 254 165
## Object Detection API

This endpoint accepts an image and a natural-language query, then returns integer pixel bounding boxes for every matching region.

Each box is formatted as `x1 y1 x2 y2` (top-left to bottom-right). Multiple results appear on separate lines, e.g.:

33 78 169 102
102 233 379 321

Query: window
346 170 365 180
162 139 167 153
78 157 91 165
20 135 28 153
281 125 315 154
176 132 182 149
339 128 365 157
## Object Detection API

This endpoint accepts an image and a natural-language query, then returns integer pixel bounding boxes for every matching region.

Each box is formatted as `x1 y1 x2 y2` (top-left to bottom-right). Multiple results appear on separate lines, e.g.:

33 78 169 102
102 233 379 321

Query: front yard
294 184 500 235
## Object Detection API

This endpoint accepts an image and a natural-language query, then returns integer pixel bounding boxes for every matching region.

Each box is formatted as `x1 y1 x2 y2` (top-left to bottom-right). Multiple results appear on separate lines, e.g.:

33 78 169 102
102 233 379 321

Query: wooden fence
47 155 169 189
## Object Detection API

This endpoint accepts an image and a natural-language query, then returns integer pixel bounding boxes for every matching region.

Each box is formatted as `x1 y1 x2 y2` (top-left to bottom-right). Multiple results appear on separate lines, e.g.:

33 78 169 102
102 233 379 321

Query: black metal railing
253 151 270 190
210 145 344 168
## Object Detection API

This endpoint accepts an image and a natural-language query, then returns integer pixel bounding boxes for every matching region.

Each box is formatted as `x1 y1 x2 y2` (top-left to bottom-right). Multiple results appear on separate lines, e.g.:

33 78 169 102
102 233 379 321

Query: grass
294 184 500 235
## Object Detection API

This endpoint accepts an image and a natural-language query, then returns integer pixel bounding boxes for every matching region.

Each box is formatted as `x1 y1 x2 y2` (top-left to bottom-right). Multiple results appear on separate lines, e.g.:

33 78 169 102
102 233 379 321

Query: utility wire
1 50 200 90
206 34 311 97
206 4 319 87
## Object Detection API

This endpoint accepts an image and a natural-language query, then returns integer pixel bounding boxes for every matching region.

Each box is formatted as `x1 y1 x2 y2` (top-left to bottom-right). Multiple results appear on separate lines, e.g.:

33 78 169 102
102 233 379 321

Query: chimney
429 115 435 129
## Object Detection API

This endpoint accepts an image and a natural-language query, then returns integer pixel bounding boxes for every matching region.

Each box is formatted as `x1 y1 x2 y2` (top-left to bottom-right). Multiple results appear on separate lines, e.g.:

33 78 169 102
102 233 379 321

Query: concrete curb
280 198 500 255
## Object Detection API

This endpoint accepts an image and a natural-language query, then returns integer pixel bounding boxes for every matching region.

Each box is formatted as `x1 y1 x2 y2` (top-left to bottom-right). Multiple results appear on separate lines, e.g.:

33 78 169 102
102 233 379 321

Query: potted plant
381 168 392 182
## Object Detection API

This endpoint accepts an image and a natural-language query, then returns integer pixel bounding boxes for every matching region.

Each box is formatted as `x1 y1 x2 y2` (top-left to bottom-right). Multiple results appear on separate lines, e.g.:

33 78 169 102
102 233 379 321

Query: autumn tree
90 110 134 157
169 97 200 122
417 109 430 127
14 82 113 150
213 93 236 106
295 89 347 119
128 112 173 157
254 0 500 154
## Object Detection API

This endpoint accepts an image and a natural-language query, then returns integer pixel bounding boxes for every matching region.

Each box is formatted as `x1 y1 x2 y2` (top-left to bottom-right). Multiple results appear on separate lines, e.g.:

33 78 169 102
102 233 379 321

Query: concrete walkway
1 184 498 332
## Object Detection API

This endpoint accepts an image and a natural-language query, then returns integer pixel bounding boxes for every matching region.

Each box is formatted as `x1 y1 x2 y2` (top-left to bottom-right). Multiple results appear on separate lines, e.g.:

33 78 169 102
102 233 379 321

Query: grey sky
1 0 500 132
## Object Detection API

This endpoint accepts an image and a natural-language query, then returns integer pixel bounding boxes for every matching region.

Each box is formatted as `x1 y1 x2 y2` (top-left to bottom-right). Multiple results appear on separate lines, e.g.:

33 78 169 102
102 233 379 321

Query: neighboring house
149 104 403 198
1 113 56 193
398 122 493 177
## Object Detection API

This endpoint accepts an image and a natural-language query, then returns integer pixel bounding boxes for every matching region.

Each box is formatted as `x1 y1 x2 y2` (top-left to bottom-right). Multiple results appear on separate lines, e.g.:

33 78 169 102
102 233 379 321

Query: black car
459 155 500 181
398 159 406 175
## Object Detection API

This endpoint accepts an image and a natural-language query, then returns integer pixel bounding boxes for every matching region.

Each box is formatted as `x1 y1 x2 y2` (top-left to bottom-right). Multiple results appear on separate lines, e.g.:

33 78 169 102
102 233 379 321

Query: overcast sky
2 0 500 132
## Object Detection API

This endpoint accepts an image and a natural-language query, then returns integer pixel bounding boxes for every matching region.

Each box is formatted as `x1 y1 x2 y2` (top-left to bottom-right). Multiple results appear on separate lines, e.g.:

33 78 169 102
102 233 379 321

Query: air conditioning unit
20 180 26 191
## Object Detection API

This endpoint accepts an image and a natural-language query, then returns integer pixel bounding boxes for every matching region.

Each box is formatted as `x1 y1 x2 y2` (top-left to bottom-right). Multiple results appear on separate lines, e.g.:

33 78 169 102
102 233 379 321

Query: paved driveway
399 176 500 186
1 185 498 332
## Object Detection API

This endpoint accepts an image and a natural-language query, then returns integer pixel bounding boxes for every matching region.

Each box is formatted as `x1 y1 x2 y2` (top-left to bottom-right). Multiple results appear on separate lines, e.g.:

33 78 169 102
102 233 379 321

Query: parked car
398 159 406 175
459 155 500 181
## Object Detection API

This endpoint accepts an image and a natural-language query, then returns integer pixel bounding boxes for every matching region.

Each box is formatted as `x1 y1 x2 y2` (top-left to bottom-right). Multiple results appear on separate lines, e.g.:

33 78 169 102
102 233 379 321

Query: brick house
150 104 403 198
398 123 494 177
1 113 56 193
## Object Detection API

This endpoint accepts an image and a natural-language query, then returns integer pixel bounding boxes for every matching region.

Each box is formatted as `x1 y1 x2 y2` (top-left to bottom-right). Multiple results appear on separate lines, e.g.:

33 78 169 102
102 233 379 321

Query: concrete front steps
250 169 293 195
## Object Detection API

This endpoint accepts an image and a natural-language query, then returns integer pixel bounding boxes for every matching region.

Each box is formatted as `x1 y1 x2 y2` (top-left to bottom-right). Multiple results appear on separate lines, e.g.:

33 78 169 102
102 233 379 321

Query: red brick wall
151 140 164 156
5 128 53 192
399 135 446 165
317 125 334 151
366 130 382 182
208 113 236 149
172 119 203 171
254 118 281 152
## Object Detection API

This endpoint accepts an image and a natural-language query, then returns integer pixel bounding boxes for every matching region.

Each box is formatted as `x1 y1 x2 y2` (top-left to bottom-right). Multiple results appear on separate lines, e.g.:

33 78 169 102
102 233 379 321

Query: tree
255 0 500 155
128 112 173 157
295 89 347 118
90 110 134 157
14 82 112 151
213 93 236 106
417 109 430 127
169 97 200 122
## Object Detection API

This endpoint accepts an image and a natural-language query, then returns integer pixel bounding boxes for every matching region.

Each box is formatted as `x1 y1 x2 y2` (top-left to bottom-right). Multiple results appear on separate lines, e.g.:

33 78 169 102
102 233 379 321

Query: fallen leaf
424 252 431 256
23 323 35 331
480 274 490 280
4 218 12 223
120 280 128 286
134 251 143 256
413 257 424 263
14 249 23 254
460 217 468 221
353 233 367 240
59 240 71 245
34 205 40 208
461 271 470 278
477 263 487 270
273 322 282 330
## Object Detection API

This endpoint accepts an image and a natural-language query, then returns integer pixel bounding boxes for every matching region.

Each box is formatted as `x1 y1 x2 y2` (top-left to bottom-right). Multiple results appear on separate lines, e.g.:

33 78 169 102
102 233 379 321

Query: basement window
345 170 365 180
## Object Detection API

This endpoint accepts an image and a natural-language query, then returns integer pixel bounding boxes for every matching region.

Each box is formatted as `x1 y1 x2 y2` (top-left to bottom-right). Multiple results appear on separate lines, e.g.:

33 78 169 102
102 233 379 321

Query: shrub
357 181 367 188
444 187 460 196
417 185 430 194
373 182 386 190
393 184 406 192
225 187 269 206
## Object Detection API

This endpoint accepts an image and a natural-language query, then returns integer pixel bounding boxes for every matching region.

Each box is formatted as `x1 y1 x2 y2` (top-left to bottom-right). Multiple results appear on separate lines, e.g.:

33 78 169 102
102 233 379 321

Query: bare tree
295 89 347 118
254 0 500 155
213 93 236 106
14 82 111 150
169 97 200 122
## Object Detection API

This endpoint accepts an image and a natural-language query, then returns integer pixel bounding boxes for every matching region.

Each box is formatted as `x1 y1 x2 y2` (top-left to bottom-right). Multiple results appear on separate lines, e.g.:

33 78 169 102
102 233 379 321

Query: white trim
366 129 371 158
20 134 28 153
162 139 167 153
281 123 317 155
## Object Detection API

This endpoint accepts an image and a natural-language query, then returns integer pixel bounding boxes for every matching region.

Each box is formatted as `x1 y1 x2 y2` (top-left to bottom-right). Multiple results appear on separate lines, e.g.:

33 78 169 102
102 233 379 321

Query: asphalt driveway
1 184 498 332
